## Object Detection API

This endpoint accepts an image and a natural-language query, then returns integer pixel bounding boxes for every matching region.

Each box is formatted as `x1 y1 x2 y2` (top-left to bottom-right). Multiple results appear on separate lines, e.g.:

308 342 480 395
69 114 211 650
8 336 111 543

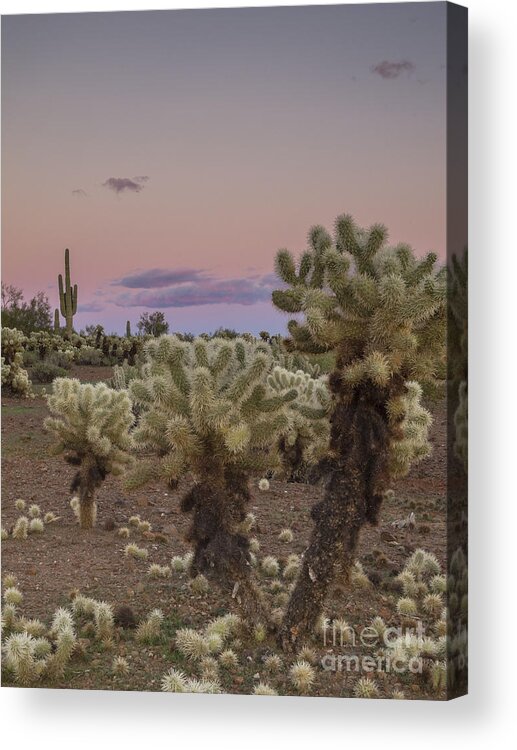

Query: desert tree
45 379 134 528
2 283 52 335
127 335 296 620
272 214 445 648
137 311 169 337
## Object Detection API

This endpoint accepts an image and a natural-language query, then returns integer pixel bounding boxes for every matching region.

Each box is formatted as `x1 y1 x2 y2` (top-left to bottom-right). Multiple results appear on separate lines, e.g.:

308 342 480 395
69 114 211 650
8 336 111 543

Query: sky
2 3 448 335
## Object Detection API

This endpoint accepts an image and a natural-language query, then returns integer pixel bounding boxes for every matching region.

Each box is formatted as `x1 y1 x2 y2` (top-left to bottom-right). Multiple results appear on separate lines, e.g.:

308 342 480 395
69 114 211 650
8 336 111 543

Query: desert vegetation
1 215 466 699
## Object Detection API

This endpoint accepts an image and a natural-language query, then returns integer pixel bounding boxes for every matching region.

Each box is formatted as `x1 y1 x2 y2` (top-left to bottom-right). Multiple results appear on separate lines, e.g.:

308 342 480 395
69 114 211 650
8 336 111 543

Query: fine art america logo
320 620 426 675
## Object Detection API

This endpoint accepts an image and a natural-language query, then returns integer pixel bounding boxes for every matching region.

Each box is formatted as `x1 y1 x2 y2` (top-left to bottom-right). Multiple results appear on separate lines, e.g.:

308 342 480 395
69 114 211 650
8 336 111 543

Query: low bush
31 361 68 383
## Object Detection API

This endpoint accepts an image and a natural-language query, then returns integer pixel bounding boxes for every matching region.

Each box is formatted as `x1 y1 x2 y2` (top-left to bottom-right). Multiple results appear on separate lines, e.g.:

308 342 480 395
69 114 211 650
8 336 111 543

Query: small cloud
72 189 87 198
102 176 149 195
371 60 415 80
113 268 210 289
78 301 104 313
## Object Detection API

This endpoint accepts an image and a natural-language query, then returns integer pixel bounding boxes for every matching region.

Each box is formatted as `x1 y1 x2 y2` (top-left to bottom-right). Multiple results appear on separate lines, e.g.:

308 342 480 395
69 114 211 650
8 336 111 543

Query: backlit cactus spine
272 213 446 649
58 248 78 335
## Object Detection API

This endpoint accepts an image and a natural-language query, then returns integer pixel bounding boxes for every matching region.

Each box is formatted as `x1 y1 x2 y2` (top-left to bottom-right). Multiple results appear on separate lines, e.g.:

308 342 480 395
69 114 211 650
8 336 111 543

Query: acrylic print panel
0 2 467 700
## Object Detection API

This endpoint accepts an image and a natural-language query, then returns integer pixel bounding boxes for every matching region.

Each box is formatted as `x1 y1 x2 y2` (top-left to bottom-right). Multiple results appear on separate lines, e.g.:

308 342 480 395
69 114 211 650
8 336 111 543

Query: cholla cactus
261 556 280 577
175 627 211 660
219 649 239 668
267 365 331 480
112 656 130 675
354 677 379 699
45 379 134 528
128 335 296 619
1 328 32 397
272 214 445 648
289 659 315 693
29 518 44 534
2 632 44 685
12 516 29 540
254 682 278 696
124 543 148 560
136 609 164 644
270 341 322 378
161 667 188 692
264 653 283 672
94 602 114 642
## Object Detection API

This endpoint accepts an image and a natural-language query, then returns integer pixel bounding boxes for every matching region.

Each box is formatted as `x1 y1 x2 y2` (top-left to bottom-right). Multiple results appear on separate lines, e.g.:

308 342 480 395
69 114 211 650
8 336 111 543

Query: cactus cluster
1 590 77 686
1 327 33 397
45 379 134 528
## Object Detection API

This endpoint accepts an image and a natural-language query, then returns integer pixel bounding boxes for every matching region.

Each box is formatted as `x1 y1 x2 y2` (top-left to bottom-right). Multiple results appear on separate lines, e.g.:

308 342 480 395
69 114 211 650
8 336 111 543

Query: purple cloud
78 301 104 313
114 268 210 289
72 188 87 198
111 274 276 309
371 60 415 79
102 176 149 195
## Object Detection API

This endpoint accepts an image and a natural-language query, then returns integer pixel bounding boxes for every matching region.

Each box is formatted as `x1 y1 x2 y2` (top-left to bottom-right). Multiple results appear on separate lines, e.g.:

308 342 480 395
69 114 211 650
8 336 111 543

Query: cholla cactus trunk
70 454 105 529
278 433 305 479
181 463 266 621
272 214 444 650
278 379 401 648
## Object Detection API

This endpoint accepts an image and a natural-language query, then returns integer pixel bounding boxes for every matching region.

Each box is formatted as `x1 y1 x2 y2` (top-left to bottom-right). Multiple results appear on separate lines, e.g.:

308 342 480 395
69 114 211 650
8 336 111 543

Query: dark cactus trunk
68 455 106 530
181 462 267 622
278 381 397 650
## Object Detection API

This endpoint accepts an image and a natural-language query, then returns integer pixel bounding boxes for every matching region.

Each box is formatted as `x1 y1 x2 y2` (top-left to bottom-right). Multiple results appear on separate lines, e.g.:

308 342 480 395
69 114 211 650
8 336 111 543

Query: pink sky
2 4 447 334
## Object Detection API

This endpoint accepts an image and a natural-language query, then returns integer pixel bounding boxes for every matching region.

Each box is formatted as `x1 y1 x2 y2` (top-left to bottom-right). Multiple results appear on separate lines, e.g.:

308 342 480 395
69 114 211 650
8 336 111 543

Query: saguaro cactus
54 309 60 333
128 335 296 620
126 321 131 338
58 248 77 335
272 214 445 648
45 379 134 529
